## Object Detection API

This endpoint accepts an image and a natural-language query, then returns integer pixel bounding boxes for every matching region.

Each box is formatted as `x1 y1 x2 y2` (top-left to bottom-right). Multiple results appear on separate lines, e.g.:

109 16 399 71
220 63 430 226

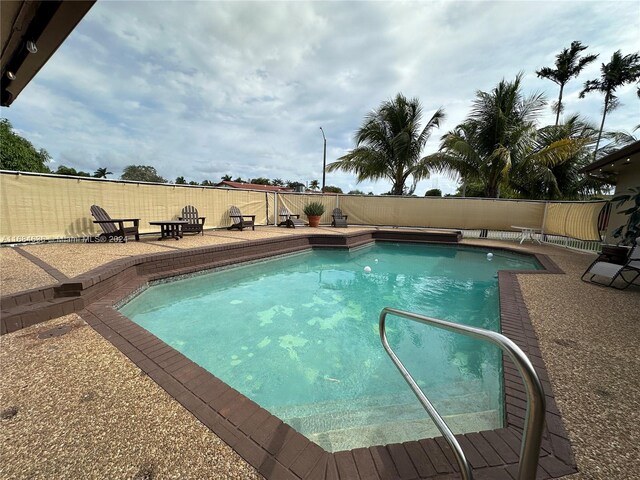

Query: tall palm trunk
555 84 564 126
485 185 499 198
392 172 404 195
593 92 610 159
485 174 499 198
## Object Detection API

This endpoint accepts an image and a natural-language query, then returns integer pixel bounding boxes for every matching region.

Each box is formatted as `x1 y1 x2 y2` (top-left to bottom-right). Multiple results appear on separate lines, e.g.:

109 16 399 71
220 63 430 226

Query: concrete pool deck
1 227 639 479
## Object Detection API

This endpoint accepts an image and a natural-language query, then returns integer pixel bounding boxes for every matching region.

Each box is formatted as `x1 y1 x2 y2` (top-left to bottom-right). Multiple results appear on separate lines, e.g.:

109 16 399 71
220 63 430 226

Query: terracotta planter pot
307 215 321 227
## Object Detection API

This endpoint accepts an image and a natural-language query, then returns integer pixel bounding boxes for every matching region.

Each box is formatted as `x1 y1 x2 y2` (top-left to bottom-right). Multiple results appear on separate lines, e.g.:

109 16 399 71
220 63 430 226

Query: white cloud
3 0 638 194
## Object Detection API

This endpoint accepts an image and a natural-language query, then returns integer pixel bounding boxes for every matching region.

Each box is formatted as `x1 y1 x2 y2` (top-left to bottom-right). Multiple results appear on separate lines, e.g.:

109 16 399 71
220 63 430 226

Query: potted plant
303 201 325 227
597 187 640 264
611 187 640 246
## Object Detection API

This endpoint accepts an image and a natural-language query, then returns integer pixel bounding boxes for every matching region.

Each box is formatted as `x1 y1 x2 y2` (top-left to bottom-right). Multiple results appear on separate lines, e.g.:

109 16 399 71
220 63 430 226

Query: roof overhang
580 140 640 179
1 0 95 107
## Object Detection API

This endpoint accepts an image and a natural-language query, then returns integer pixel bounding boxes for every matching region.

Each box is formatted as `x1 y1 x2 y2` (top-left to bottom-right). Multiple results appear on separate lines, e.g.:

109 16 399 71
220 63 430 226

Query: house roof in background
580 140 640 175
1 0 95 106
215 181 293 192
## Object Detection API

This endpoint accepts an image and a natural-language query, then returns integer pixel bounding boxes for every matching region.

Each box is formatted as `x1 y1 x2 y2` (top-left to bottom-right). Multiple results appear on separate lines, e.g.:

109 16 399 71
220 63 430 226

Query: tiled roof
215 181 292 192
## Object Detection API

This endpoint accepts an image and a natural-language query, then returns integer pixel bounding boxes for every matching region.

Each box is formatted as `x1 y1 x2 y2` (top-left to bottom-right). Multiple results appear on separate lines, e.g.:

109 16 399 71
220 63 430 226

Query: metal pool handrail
379 307 546 480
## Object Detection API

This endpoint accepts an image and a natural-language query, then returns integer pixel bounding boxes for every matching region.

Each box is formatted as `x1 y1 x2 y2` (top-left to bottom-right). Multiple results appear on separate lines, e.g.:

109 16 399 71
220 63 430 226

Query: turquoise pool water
120 243 540 451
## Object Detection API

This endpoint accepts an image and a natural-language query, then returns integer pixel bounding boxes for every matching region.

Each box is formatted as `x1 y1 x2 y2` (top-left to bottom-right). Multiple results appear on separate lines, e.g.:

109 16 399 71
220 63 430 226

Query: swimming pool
120 243 540 451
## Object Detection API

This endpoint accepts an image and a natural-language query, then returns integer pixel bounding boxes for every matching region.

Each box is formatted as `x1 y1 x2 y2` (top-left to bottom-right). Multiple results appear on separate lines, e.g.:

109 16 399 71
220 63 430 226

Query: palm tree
580 50 640 158
93 167 112 178
327 93 444 195
511 115 606 199
536 41 598 126
309 179 320 191
426 74 546 197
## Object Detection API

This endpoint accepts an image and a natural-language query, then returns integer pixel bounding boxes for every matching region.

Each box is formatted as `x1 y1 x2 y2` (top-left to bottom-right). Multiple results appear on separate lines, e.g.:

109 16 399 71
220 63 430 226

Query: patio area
1 226 638 479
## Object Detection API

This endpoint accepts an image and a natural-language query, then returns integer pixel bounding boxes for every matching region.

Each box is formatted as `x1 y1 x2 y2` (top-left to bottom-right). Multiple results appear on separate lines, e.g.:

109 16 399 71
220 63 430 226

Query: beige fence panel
277 193 338 225
266 192 277 225
338 195 546 231
0 172 606 242
543 201 606 241
0 173 267 240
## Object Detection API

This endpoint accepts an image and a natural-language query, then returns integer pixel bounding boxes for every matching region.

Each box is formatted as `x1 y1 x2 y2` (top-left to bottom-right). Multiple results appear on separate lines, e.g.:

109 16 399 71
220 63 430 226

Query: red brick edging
3 231 577 478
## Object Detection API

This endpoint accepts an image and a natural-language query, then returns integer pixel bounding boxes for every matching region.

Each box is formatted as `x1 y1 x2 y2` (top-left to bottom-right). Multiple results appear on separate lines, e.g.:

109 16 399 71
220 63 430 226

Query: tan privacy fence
275 193 338 226
0 172 606 242
0 172 270 240
336 195 546 231
542 201 606 240
276 193 605 240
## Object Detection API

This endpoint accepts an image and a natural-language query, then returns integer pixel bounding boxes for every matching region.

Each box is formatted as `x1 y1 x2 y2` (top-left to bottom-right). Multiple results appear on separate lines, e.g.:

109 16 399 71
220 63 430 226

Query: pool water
120 243 540 451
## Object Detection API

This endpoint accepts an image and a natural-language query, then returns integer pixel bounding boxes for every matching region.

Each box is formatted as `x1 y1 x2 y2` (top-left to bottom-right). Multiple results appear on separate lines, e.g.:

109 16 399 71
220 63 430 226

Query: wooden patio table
149 220 188 240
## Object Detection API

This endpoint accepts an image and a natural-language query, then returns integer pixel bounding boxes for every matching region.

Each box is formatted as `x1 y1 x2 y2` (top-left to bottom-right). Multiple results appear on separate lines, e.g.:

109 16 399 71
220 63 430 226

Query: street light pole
319 127 326 193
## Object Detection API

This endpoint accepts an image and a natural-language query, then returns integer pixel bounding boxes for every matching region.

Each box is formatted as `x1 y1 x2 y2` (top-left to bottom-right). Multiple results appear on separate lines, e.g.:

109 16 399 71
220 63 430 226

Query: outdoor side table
149 220 188 240
511 225 542 244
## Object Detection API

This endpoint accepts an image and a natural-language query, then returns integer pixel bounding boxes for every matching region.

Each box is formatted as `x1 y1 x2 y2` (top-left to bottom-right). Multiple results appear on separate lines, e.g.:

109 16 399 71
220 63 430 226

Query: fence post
541 201 549 242
266 192 269 225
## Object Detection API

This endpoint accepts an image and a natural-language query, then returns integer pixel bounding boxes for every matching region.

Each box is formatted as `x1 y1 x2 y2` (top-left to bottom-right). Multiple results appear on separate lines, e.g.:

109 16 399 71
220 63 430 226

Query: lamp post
319 127 326 193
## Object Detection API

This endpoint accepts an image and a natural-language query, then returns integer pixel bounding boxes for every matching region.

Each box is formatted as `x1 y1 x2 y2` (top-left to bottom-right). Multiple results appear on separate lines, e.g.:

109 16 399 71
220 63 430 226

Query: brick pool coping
1 230 577 478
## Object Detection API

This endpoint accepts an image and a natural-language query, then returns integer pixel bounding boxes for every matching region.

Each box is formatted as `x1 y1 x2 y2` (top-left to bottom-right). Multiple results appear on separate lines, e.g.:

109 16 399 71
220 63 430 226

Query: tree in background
93 167 112 178
201 180 215 186
175 176 187 184
327 93 445 195
221 174 232 181
426 74 548 198
348 189 365 195
536 41 598 126
55 165 91 177
424 188 442 196
250 177 271 185
0 119 51 173
121 165 167 183
286 180 305 189
309 179 320 191
453 181 486 197
188 181 199 185
272 178 285 186
233 177 245 183
580 50 640 158
510 115 606 199
323 185 343 193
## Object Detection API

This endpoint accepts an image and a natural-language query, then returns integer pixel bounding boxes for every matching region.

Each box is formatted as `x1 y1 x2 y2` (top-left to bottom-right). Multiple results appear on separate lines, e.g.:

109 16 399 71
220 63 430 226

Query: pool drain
80 391 96 403
38 325 72 339
1 406 19 420
133 464 155 480
553 338 577 348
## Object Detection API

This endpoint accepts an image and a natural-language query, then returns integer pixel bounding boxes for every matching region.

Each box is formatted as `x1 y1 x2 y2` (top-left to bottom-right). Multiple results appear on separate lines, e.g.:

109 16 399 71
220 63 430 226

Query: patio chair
581 239 640 289
331 208 348 228
90 205 140 242
179 205 206 235
228 206 255 231
278 206 306 228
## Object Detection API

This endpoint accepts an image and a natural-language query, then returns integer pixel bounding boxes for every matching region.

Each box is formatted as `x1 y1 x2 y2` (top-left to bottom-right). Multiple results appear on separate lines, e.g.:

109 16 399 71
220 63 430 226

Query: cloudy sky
3 0 639 194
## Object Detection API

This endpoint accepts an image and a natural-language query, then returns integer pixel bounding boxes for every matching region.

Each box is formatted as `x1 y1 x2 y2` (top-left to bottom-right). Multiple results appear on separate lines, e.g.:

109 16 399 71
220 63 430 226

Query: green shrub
303 202 325 216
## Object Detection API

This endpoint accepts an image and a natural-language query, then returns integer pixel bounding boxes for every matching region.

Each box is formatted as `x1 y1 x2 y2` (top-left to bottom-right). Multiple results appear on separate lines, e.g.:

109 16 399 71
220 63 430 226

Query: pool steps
270 385 499 452
308 409 501 452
